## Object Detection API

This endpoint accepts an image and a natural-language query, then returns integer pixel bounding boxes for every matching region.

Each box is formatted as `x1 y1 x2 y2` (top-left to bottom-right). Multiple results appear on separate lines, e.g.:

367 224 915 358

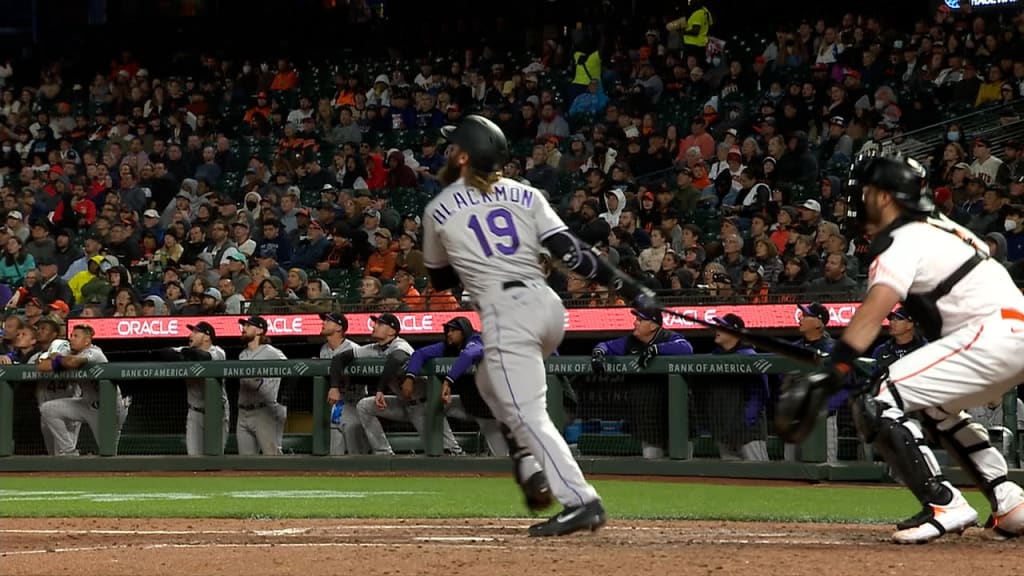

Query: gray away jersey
422 177 567 296
319 339 357 359
178 345 227 408
71 345 111 401
30 339 76 406
238 344 288 406
352 337 414 359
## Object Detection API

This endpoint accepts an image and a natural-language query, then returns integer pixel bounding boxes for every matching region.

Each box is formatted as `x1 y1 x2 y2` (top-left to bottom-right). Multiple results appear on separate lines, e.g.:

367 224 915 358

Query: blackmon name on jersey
427 183 538 225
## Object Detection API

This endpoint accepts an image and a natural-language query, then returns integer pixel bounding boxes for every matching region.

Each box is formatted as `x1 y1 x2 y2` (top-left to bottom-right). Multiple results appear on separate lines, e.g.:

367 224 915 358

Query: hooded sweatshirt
984 231 1009 266
405 316 483 385
599 188 626 227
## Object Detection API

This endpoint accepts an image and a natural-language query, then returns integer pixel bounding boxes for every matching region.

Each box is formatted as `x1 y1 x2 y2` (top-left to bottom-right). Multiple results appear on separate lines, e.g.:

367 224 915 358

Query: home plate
414 536 497 543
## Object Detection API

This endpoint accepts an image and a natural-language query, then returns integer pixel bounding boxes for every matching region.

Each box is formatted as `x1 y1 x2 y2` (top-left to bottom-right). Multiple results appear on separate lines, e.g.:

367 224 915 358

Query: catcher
777 154 1024 544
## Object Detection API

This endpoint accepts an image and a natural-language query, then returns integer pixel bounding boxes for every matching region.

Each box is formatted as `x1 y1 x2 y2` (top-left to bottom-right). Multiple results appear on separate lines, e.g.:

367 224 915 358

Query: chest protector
869 217 986 341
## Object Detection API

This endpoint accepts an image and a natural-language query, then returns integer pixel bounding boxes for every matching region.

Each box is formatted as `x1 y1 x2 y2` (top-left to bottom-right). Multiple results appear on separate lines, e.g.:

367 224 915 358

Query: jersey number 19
468 207 521 257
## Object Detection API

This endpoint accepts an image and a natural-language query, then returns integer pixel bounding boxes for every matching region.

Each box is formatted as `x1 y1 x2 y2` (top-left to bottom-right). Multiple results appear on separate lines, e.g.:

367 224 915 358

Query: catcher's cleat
891 494 978 544
528 499 606 537
521 470 553 512
896 506 935 531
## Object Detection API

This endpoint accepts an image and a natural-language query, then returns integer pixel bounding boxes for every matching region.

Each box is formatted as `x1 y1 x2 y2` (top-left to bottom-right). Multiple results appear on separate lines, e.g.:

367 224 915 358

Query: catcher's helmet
440 115 510 174
849 153 932 214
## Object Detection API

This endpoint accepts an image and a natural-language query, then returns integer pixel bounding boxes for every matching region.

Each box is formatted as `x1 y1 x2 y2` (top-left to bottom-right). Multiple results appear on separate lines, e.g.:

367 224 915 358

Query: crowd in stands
1 2 1024 321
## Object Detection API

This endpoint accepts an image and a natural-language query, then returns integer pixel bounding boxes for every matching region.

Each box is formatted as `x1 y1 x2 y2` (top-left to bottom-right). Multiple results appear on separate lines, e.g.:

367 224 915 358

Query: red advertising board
69 302 861 340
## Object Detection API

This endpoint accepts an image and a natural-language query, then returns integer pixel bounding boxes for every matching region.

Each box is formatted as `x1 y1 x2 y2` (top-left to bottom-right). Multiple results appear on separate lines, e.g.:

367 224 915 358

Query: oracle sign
365 314 437 333
115 319 181 337
70 303 862 340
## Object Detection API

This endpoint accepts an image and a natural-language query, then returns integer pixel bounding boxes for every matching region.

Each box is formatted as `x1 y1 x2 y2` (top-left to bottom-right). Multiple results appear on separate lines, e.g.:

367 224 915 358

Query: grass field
0 475 995 523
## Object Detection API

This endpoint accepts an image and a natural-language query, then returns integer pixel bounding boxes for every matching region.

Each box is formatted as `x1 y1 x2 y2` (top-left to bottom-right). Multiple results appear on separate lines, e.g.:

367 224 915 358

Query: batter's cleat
528 499 606 537
520 471 554 512
891 495 978 544
896 506 936 531
983 502 1024 541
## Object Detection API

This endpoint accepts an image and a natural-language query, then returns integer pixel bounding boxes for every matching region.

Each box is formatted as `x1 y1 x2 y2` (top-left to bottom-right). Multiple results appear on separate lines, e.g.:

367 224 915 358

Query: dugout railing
0 357 1019 481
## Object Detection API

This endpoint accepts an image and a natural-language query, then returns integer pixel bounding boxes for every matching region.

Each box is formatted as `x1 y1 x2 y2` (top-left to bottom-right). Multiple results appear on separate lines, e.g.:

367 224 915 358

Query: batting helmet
849 153 932 214
440 115 510 174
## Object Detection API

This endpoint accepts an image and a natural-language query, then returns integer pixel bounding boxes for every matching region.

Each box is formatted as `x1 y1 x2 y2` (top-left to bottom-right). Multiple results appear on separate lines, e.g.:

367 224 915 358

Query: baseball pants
445 395 509 456
356 395 463 455
236 404 285 455
873 308 1024 514
475 281 600 508
36 384 81 456
719 440 770 461
39 396 129 456
783 415 838 463
330 403 371 455
185 405 230 456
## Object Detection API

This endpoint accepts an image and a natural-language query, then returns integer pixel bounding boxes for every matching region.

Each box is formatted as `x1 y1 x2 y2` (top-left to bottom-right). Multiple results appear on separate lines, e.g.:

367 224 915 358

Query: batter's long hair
465 168 504 194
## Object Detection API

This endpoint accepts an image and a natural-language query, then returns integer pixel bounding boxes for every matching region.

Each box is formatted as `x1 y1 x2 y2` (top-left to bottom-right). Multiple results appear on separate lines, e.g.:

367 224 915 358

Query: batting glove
638 344 659 369
590 349 606 373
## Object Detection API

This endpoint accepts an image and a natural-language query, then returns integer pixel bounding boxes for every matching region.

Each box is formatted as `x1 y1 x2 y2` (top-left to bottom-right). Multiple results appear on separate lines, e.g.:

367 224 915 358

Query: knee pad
851 394 886 443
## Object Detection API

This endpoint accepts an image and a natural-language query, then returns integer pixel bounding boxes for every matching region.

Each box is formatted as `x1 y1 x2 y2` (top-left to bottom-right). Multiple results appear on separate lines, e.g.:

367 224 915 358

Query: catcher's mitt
774 371 832 444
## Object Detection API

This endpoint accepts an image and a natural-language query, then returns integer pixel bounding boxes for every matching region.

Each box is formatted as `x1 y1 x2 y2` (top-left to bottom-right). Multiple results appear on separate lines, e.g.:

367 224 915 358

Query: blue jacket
794 334 847 412
407 334 484 381
594 328 694 356
713 344 769 426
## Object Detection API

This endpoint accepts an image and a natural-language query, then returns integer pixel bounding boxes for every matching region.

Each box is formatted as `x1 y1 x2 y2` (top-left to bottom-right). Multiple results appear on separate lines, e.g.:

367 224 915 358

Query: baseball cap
712 313 745 330
631 307 663 326
375 228 393 240
887 307 912 322
49 300 70 314
143 209 160 219
202 287 222 301
7 210 23 221
364 208 381 219
934 187 953 205
370 313 402 334
743 260 765 276
319 312 349 331
25 296 42 308
798 302 830 326
829 116 846 127
800 199 822 213
400 230 417 244
953 161 972 171
239 315 269 332
187 321 217 340
226 251 248 265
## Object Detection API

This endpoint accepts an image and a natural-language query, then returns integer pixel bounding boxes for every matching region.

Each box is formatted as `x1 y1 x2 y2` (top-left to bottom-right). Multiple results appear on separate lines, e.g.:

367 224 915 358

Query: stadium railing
0 357 1018 474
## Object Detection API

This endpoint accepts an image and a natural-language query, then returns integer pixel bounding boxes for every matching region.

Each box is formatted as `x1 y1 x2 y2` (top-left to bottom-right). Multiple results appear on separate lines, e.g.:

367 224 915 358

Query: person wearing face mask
1001 204 1024 263
0 140 21 176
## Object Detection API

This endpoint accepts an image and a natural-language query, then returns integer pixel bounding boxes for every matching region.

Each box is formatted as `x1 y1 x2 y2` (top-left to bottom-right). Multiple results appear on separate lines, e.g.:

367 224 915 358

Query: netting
9 372 1023 464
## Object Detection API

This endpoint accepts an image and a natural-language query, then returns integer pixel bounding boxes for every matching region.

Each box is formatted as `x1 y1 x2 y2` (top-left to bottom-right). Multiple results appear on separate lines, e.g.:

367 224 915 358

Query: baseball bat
658 308 825 365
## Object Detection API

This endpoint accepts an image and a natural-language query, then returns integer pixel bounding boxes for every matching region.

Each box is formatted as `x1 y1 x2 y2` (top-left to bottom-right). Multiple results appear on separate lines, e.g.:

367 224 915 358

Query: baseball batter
236 315 288 455
27 320 77 455
37 324 129 455
779 155 1024 543
155 321 228 456
423 115 657 536
319 312 370 456
402 316 551 510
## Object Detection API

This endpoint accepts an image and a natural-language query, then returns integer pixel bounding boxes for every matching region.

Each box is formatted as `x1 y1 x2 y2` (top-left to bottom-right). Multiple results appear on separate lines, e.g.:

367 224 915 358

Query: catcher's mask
775 371 831 443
